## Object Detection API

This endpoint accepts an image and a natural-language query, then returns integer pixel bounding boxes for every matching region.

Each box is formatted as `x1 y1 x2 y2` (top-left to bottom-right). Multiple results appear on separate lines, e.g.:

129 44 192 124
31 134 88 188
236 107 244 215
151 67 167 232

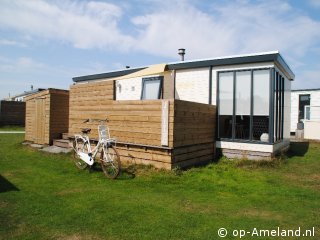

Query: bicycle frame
73 123 116 166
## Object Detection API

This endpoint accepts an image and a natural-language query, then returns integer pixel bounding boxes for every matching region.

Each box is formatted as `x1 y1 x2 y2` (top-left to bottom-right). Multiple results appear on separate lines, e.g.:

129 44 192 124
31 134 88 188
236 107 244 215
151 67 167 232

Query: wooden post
161 100 169 146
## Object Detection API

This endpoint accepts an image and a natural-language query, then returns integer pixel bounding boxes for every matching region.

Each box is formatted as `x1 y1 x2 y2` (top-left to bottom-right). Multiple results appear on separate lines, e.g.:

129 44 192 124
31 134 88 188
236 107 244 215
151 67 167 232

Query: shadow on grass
0 175 19 193
88 163 136 180
287 142 309 158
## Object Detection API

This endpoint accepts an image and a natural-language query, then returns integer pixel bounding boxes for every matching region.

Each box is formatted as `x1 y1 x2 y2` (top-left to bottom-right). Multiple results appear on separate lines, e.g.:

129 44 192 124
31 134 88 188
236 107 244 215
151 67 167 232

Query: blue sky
0 0 320 99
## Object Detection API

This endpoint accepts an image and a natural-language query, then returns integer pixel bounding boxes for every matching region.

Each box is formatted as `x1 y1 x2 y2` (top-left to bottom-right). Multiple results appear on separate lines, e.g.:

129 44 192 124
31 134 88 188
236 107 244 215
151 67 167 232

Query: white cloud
0 39 26 47
1 0 319 60
308 0 320 8
294 69 320 89
131 0 320 60
0 56 47 73
0 0 134 50
0 0 320 91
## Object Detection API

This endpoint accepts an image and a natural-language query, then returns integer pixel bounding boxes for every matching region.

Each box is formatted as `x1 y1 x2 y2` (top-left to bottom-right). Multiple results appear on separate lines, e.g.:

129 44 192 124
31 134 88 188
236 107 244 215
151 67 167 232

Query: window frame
217 67 273 144
140 76 164 100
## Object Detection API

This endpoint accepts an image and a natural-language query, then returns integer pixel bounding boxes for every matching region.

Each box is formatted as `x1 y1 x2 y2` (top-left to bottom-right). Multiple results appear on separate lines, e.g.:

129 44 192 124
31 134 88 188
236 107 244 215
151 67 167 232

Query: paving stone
40 145 72 154
30 144 44 148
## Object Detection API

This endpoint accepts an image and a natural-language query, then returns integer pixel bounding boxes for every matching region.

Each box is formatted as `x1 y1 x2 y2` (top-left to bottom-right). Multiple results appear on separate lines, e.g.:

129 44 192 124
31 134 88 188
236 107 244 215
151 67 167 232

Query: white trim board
216 140 290 153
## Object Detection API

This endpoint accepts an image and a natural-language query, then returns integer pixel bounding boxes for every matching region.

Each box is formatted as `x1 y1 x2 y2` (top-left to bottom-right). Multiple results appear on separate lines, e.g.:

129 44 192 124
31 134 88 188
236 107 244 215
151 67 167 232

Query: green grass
0 134 319 239
0 125 25 131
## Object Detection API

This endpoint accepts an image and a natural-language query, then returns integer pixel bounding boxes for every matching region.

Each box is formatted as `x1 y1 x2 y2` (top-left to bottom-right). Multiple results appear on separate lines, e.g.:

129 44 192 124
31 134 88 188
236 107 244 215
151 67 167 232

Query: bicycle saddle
81 128 91 134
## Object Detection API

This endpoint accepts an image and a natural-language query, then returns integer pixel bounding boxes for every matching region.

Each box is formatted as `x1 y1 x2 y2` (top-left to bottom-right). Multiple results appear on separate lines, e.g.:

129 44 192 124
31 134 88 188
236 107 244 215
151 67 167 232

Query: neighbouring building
291 88 320 140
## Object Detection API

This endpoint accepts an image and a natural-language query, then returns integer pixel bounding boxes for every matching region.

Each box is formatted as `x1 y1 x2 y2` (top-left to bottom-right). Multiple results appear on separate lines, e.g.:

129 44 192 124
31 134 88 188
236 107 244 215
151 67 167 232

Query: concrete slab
30 144 44 148
40 145 73 154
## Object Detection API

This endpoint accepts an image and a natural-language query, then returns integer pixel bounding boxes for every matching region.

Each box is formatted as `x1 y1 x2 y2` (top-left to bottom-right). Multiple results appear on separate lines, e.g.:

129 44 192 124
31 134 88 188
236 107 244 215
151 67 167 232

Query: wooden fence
69 82 216 169
0 101 26 126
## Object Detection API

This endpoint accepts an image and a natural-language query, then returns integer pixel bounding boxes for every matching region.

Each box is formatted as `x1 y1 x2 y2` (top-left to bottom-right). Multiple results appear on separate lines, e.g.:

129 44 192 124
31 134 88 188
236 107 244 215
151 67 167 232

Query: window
252 70 270 141
218 68 272 143
235 71 251 140
141 77 163 100
218 72 233 138
274 71 285 142
304 106 311 120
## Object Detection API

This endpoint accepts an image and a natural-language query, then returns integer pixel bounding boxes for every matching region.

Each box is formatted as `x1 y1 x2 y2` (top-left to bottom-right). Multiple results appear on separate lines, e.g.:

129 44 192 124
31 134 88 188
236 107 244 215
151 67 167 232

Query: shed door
34 98 46 144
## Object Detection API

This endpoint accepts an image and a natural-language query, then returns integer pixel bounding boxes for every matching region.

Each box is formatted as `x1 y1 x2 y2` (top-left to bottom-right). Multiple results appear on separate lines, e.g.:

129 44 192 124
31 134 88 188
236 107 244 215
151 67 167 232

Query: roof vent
178 48 186 61
126 66 130 69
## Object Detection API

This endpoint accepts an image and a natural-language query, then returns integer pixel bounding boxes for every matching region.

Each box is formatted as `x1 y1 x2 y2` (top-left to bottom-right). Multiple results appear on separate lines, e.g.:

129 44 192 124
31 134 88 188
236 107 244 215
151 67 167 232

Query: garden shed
25 89 69 145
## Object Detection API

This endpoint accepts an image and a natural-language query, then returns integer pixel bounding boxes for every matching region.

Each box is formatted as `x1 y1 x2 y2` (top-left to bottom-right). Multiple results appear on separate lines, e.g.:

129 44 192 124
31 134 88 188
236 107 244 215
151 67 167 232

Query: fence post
161 100 169 146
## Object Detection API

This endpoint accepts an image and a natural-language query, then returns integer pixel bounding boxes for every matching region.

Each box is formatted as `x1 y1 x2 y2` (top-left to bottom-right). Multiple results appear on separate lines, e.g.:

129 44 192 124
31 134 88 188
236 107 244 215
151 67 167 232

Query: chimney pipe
178 48 185 61
31 85 34 91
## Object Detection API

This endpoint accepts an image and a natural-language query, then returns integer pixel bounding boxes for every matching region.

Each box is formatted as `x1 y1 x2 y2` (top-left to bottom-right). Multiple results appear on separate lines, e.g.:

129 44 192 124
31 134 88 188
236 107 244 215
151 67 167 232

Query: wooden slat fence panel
0 101 26 126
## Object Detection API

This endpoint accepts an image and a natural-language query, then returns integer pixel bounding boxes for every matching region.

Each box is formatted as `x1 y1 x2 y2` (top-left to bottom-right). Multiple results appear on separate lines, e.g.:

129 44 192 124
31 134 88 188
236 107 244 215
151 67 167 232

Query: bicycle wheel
100 145 121 179
73 138 88 170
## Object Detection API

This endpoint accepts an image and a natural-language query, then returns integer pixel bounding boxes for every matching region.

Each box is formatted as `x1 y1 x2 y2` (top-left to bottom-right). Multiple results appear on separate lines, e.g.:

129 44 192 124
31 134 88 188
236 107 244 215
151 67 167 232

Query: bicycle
72 118 121 179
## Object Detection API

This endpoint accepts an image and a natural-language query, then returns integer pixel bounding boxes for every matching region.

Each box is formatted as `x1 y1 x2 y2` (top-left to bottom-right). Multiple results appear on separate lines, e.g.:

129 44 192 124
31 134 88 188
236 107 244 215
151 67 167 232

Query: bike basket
98 125 110 140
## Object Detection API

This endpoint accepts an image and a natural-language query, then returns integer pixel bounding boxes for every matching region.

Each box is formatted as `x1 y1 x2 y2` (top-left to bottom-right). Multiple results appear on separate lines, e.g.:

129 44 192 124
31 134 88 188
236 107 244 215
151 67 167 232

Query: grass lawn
0 134 319 239
0 125 25 131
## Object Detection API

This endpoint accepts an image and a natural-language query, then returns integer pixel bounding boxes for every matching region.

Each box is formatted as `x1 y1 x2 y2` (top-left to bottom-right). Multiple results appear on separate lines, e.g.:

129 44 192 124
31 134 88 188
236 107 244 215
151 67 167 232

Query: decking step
53 139 71 149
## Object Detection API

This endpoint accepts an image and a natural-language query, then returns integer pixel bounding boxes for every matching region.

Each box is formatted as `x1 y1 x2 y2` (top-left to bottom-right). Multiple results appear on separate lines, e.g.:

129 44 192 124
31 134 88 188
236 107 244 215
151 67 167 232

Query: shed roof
73 67 146 83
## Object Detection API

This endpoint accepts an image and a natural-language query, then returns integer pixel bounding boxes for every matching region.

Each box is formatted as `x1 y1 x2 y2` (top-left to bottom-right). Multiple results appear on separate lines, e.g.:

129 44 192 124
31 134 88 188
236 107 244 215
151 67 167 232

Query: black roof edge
167 52 295 80
72 67 146 82
276 54 295 80
292 88 320 92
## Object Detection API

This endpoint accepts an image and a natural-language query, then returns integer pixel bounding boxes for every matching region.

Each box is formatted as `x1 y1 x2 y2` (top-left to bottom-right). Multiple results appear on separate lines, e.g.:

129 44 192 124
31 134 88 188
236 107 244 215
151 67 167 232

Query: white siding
116 77 142 100
290 90 320 132
116 75 162 100
217 140 290 153
175 67 210 104
304 121 320 140
291 92 299 132
283 75 291 140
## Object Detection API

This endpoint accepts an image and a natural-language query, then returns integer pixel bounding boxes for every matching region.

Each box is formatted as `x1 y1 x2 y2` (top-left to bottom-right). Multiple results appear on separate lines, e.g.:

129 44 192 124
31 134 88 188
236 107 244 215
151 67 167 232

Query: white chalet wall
116 77 142 100
175 67 210 104
116 74 163 100
290 90 320 132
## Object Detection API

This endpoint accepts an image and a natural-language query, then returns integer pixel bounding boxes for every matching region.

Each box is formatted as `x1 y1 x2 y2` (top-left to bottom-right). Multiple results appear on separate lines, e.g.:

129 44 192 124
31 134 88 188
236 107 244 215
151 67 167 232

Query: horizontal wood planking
69 80 217 169
173 100 216 148
171 100 216 168
116 145 172 163
0 101 26 126
69 81 175 147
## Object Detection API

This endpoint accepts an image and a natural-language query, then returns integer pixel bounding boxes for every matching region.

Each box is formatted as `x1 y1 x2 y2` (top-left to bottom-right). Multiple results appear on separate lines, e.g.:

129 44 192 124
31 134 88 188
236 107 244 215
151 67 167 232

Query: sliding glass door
218 68 271 143
218 72 233 138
